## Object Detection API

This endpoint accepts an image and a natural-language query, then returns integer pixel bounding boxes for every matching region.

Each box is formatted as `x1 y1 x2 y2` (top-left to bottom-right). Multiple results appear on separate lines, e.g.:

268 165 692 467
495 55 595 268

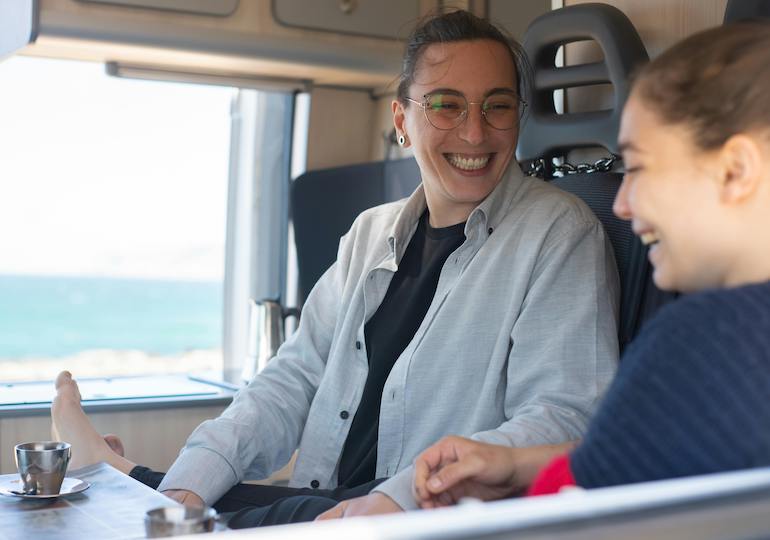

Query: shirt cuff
157 447 239 506
370 465 418 511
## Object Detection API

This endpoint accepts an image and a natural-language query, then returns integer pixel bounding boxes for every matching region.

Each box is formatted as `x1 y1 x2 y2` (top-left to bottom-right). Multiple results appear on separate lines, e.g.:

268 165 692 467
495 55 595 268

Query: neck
722 189 770 288
424 197 474 229
723 249 770 289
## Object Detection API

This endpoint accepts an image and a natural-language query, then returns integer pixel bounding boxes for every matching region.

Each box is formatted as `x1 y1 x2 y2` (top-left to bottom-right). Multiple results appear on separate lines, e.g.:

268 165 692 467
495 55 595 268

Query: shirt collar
387 161 527 261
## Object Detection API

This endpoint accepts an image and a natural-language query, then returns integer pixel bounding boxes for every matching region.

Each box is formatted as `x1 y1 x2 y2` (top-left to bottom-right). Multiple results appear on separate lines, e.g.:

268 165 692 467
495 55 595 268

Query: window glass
0 56 232 382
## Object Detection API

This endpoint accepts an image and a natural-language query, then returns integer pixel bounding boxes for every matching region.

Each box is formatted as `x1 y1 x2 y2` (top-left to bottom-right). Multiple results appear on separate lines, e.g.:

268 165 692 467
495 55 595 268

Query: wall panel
0 404 227 474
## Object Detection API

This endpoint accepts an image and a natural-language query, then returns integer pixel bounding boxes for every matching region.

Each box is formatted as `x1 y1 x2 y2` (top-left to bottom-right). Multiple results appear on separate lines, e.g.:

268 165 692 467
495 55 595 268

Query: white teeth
446 154 490 171
640 232 659 246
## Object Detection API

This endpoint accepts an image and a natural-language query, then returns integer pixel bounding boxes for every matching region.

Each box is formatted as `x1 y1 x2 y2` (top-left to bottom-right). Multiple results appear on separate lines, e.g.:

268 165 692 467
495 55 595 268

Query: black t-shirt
337 211 466 487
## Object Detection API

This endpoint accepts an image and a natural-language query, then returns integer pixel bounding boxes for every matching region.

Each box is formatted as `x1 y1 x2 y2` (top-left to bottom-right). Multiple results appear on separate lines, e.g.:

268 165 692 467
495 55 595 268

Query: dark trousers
130 466 386 528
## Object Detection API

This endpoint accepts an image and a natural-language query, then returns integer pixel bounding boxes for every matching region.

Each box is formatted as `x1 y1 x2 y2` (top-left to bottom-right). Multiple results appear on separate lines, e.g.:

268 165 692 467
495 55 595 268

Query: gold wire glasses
403 90 526 131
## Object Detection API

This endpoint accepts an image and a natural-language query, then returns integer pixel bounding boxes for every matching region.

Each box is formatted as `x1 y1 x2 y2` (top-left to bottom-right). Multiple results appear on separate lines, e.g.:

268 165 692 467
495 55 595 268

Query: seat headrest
518 3 648 162
724 0 770 23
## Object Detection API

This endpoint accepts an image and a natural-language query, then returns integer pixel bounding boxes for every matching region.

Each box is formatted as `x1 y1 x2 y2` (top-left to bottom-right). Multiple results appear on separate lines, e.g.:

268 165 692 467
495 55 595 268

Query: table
0 462 177 540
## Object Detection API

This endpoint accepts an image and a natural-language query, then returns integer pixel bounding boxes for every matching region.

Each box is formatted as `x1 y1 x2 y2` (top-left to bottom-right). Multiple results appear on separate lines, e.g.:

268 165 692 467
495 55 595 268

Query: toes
55 371 73 389
54 371 81 402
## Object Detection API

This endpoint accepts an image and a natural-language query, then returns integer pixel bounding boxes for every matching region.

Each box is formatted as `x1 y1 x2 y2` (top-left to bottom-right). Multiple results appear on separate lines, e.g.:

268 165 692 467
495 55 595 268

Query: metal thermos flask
242 299 294 383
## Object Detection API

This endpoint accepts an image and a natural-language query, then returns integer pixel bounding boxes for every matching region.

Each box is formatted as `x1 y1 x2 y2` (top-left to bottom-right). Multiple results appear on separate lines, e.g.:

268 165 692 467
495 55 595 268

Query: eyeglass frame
402 89 527 131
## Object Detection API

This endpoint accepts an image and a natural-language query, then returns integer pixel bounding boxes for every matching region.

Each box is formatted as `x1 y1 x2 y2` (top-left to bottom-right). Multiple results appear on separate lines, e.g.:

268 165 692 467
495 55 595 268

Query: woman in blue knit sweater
410 21 770 507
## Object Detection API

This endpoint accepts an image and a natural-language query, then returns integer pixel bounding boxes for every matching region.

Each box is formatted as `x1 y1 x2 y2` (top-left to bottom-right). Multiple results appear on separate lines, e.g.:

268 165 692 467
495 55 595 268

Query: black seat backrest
291 157 421 304
521 3 672 350
724 0 770 23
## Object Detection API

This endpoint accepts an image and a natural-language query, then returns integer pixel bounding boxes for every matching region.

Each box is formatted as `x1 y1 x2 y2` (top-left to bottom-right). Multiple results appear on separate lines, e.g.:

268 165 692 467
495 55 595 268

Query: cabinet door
77 0 239 17
273 0 421 40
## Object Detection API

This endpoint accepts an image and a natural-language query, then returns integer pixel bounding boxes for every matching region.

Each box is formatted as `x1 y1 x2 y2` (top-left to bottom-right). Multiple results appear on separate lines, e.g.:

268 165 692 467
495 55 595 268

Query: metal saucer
0 477 90 499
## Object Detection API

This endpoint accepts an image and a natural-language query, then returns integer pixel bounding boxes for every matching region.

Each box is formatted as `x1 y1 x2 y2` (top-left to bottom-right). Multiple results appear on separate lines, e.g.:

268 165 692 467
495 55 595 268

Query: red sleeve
526 454 576 496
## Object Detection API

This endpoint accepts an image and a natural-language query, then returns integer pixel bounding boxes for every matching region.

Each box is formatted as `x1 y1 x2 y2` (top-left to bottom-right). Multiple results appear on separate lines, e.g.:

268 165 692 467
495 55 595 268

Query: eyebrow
423 87 519 98
485 87 519 98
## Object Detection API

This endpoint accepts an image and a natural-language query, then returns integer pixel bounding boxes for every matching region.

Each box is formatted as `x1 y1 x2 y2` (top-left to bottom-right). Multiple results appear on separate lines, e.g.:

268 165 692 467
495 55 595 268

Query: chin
446 175 502 202
652 267 677 293
655 269 710 294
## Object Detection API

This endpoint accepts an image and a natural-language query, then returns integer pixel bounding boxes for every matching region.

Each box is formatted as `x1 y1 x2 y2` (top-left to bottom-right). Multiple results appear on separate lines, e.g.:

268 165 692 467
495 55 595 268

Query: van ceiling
20 0 417 91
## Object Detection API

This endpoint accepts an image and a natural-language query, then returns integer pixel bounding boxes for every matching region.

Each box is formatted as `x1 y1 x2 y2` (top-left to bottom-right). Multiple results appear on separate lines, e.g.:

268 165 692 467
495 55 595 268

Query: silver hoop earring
398 134 406 146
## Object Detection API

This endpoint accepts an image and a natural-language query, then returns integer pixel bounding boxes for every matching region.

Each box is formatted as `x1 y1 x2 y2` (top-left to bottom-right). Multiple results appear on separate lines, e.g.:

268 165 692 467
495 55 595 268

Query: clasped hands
316 436 507 520
163 437 574 521
318 435 568 520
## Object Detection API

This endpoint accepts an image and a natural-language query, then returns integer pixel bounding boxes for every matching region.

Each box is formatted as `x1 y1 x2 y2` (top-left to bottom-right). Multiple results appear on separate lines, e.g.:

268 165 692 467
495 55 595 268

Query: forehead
619 93 700 158
619 94 662 149
412 39 517 94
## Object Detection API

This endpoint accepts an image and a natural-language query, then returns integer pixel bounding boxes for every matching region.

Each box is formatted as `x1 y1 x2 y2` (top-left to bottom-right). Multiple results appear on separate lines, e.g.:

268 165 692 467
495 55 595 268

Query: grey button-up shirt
158 163 619 510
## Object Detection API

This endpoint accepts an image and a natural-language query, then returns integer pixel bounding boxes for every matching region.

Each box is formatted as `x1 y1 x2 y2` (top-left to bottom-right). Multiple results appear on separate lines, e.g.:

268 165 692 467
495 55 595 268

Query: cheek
635 172 689 218
491 130 518 154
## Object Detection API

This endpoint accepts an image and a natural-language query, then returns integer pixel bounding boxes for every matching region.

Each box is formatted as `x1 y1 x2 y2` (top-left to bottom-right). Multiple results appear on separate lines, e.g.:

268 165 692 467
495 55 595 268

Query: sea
0 274 222 359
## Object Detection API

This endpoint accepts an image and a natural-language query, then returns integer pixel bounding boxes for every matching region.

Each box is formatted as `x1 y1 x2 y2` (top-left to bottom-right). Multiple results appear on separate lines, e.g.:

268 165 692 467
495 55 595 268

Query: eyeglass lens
424 92 521 130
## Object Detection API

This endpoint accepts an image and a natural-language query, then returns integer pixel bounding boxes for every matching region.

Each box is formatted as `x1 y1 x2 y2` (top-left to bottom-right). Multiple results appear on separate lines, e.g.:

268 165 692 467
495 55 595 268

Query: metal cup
14 441 71 495
145 506 217 537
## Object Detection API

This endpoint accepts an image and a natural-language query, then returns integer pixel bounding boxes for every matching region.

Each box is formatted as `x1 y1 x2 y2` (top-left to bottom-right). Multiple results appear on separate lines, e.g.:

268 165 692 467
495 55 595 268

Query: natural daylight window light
0 55 232 383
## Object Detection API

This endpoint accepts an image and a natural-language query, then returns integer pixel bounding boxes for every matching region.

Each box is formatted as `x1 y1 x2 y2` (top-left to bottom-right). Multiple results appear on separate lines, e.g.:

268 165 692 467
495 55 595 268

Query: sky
0 55 233 281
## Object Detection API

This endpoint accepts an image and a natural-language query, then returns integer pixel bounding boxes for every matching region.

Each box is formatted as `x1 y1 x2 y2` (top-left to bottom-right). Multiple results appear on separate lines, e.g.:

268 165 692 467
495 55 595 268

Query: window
0 56 233 382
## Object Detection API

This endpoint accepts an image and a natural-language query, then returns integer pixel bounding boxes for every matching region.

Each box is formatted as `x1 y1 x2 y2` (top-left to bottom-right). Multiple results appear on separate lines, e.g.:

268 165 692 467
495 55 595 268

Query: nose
613 175 632 220
457 104 486 145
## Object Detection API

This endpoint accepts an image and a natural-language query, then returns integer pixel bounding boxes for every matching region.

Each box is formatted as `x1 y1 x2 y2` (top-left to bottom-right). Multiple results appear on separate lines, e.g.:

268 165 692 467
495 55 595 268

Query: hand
315 493 403 520
161 489 205 508
413 436 577 509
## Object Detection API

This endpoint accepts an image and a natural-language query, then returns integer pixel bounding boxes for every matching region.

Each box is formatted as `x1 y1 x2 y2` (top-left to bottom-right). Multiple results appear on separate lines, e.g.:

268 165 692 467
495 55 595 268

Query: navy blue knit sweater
571 280 770 488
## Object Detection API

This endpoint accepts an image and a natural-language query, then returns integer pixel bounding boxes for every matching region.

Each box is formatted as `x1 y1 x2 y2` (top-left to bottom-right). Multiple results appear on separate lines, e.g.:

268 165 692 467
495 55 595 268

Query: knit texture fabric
571 280 770 488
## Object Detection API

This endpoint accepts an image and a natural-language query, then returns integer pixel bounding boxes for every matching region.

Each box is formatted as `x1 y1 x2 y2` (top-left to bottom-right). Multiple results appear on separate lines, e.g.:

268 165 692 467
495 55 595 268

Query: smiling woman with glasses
47 10 620 528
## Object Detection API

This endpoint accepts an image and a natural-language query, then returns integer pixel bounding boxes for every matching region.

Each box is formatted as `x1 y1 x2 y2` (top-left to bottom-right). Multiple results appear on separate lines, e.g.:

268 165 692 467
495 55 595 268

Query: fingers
413 436 465 502
437 490 454 507
425 454 484 495
413 451 433 501
315 501 345 521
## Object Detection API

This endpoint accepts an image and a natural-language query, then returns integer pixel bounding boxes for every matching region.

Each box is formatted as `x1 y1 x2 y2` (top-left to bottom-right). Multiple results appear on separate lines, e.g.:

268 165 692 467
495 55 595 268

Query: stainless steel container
242 299 285 383
145 506 217 537
15 441 71 495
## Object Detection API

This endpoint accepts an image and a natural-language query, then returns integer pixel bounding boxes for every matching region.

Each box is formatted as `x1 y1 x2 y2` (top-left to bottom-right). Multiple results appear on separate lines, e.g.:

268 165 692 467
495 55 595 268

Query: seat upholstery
521 4 672 350
724 0 770 23
291 157 420 304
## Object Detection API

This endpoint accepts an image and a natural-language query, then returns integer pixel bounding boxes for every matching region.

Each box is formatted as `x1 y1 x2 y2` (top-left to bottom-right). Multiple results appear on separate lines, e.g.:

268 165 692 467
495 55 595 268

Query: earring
398 134 406 146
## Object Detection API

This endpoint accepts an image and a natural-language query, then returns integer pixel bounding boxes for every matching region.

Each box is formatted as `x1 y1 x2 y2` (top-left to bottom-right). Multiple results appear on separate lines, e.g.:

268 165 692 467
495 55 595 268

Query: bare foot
104 434 125 457
51 371 136 474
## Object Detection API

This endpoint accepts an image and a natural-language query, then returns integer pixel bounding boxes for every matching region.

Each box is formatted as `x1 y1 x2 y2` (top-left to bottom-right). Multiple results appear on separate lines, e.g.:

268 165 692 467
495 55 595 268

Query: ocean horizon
0 274 222 359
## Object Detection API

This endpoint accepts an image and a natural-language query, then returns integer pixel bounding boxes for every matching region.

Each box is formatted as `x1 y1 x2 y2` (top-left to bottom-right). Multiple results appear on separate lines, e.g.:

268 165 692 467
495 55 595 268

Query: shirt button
355 341 362 350
311 480 320 488
340 410 349 419
488 227 493 235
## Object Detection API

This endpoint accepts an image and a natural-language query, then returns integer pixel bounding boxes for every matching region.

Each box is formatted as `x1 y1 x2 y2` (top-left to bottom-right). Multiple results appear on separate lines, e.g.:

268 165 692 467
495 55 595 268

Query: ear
392 99 409 146
717 134 763 205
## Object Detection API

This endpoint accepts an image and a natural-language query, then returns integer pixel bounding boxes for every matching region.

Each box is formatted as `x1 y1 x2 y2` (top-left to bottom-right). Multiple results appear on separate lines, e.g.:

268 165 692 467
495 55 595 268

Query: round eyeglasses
404 91 526 131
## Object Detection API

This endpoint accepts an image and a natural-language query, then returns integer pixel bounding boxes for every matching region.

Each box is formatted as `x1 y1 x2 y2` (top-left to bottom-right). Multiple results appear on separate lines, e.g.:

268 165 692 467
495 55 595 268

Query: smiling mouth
445 153 492 171
640 231 660 246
